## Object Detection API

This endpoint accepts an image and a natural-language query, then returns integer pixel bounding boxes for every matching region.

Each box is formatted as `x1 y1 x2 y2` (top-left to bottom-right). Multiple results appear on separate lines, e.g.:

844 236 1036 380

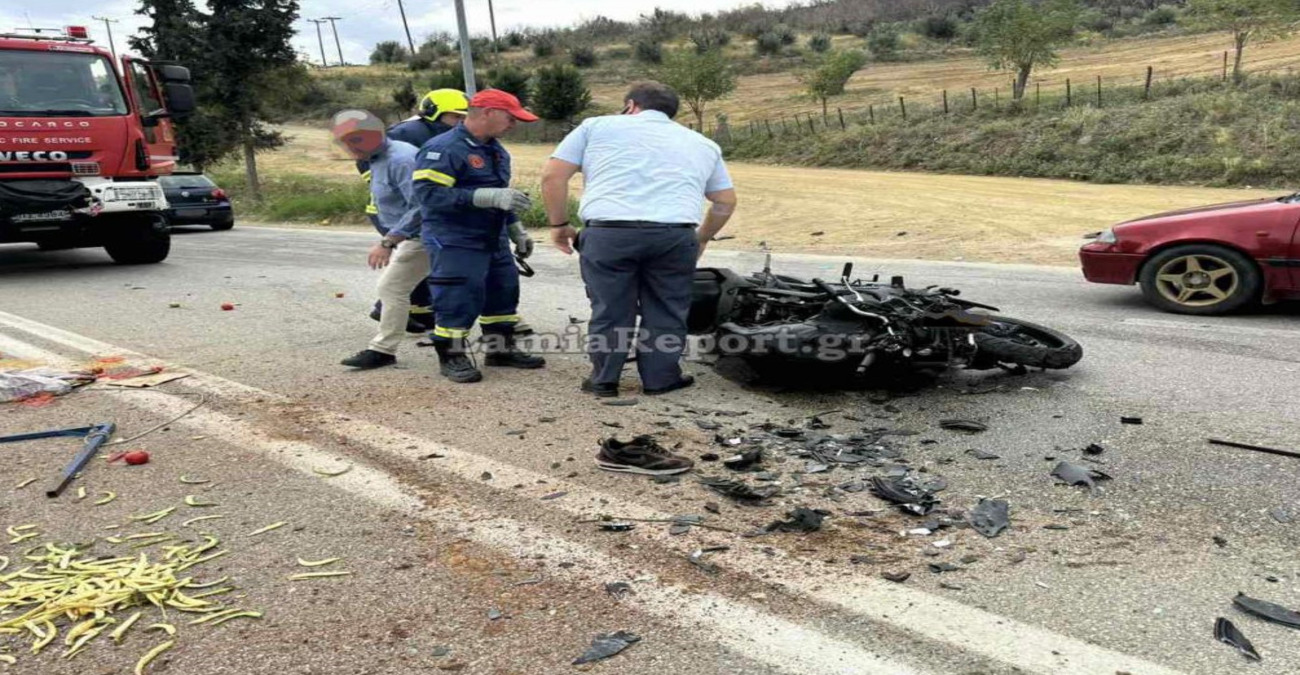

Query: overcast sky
2 0 799 65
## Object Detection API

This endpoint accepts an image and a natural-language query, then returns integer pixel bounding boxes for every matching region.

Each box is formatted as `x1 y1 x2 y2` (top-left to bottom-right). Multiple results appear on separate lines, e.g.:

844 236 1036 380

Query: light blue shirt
551 110 733 224
369 139 422 239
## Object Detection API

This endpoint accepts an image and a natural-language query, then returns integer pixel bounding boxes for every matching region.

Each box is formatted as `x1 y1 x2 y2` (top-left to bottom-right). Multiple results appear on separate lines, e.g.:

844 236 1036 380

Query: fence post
1144 66 1153 100
781 117 788 134
1096 75 1102 108
837 107 846 130
869 104 875 124
994 88 1000 109
899 96 907 121
806 113 816 133
765 120 773 138
1223 51 1229 81
971 87 977 110
1066 78 1072 107
1036 82 1041 108
943 89 949 114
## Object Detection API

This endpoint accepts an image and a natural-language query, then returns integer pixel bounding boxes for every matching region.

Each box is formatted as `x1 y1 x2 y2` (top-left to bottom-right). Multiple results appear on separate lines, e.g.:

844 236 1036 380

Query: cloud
3 0 800 65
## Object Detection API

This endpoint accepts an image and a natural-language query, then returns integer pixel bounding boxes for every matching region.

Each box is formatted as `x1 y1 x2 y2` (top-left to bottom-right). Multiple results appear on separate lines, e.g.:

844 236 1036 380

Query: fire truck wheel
105 215 171 264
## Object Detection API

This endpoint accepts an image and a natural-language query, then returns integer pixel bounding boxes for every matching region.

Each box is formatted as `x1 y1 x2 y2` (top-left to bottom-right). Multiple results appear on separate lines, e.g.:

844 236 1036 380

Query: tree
130 0 221 170
488 66 532 106
370 40 409 64
532 64 591 124
658 49 736 129
392 80 417 113
202 0 301 200
808 33 832 53
570 45 598 68
975 0 1082 100
800 49 868 117
1186 0 1300 83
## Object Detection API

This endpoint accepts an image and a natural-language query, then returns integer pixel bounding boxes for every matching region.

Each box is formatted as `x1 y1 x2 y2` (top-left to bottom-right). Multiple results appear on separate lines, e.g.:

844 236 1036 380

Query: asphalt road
1 225 1298 675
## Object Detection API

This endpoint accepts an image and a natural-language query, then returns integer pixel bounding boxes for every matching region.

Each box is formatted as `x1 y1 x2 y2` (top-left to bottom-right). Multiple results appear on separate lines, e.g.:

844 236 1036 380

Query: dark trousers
426 244 520 341
578 226 698 390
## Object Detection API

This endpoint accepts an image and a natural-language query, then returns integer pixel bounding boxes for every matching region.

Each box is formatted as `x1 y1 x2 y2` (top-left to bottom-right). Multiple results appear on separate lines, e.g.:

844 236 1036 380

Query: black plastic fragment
723 448 763 470
1051 461 1112 489
882 571 911 583
928 562 960 573
1121 416 1143 425
1233 593 1300 629
764 508 830 533
573 631 642 665
1083 443 1105 455
695 419 722 431
966 449 1000 460
870 476 939 515
1215 617 1261 661
699 476 780 502
940 419 988 433
602 399 638 407
605 582 634 599
598 522 636 532
968 499 1010 538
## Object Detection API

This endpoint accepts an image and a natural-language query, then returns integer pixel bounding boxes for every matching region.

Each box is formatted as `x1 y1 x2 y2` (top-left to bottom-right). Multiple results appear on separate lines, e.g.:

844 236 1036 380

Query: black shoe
596 436 694 476
404 318 427 334
341 349 396 369
482 330 545 369
581 378 619 398
644 375 695 396
433 340 482 383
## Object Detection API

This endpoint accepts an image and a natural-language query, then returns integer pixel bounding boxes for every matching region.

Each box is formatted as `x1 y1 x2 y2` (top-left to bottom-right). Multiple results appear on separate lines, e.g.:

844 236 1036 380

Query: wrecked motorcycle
687 256 1083 379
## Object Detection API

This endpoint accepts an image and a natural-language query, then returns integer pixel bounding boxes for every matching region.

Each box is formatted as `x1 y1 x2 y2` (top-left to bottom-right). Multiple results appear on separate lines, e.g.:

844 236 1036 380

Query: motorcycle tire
972 316 1083 370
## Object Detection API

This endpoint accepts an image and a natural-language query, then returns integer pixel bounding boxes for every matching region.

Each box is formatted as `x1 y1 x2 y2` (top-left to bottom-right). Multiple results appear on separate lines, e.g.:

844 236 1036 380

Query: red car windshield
0 50 129 117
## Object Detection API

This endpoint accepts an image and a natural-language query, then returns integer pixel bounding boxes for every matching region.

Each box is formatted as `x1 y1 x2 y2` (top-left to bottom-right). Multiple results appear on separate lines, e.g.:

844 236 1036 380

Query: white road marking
0 309 1188 675
1120 317 1300 338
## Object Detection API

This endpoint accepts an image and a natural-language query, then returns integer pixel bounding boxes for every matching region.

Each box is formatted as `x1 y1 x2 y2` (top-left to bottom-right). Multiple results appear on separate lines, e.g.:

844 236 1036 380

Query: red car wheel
1138 244 1261 315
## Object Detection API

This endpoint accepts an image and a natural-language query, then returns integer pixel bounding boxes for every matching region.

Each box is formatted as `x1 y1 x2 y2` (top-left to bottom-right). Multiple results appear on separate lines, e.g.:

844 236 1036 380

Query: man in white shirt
541 81 738 399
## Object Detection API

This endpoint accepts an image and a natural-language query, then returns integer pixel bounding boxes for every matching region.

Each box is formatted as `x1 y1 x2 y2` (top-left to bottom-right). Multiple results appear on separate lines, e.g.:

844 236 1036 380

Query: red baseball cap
470 89 538 122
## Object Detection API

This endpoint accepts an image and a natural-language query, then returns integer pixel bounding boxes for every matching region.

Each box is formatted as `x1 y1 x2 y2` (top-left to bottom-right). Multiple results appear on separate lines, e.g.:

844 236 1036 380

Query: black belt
586 220 696 229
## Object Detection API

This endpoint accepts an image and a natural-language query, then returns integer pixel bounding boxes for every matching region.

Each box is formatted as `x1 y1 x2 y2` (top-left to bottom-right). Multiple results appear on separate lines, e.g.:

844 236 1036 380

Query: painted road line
0 310 1189 675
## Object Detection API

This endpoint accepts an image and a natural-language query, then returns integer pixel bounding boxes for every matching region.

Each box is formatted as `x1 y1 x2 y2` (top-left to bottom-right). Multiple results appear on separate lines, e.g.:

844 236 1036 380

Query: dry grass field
263 125 1270 266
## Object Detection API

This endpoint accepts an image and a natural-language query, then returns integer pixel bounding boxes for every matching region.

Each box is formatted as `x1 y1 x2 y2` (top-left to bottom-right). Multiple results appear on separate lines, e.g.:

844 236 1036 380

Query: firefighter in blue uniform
412 89 544 383
357 89 469 332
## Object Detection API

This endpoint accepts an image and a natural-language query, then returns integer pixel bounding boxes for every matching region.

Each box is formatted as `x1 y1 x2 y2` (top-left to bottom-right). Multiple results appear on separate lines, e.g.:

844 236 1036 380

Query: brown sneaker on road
596 436 694 476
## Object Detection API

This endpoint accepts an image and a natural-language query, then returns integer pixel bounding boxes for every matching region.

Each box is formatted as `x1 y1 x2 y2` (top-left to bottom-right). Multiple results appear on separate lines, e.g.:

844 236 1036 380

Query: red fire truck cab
0 26 195 264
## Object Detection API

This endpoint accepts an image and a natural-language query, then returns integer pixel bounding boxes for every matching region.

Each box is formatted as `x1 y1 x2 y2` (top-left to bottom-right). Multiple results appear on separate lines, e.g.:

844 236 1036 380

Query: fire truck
0 25 195 264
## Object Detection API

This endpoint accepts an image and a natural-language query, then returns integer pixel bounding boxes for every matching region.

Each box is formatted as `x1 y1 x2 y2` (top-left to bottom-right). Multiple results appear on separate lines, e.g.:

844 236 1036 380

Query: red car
1079 195 1300 314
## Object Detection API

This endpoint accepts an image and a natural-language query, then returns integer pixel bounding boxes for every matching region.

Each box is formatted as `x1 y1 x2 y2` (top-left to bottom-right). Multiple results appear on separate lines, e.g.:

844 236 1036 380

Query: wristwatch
380 237 399 249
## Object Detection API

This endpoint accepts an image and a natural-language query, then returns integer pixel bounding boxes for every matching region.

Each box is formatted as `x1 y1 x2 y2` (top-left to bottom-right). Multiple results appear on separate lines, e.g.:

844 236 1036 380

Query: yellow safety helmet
417 89 470 122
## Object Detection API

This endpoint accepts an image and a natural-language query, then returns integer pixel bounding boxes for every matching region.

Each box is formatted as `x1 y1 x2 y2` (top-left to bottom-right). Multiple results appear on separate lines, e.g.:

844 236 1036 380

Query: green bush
532 64 591 122
1142 5 1179 27
807 33 832 53
570 45 598 67
518 186 580 229
690 27 732 53
209 170 369 224
391 80 417 113
532 36 557 58
867 26 901 60
754 32 784 56
488 66 532 106
342 77 364 92
633 38 663 64
919 15 959 40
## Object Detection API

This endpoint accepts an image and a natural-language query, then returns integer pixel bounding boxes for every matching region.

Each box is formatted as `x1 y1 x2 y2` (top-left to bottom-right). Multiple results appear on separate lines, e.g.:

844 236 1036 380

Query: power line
90 15 120 61
322 16 345 67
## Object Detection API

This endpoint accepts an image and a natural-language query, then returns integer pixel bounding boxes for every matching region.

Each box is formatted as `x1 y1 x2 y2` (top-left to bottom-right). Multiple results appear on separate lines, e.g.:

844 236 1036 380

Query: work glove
472 188 532 213
508 221 535 259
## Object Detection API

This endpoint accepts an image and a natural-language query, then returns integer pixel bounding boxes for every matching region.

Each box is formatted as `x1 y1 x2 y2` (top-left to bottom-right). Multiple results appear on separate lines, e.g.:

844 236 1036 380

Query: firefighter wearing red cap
412 89 544 383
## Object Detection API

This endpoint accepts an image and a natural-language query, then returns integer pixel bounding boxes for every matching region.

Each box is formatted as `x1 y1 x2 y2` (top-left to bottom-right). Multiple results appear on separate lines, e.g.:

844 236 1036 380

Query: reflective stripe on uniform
434 326 472 338
413 168 456 187
478 314 520 325
409 306 433 315
360 170 371 182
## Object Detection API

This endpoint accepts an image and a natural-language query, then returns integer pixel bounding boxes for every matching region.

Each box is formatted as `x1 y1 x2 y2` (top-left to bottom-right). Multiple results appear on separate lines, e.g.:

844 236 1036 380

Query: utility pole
453 0 477 94
307 19 329 66
91 16 119 61
396 0 416 55
487 0 500 63
323 16 344 67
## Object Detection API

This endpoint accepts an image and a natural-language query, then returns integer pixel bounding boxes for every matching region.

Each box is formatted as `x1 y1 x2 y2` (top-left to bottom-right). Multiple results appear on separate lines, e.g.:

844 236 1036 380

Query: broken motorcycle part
699 476 780 502
1208 438 1300 461
965 449 1000 460
967 499 1010 538
722 448 763 470
599 522 636 532
605 582 634 599
882 571 911 583
1051 461 1112 489
1233 593 1300 629
688 546 729 574
940 419 987 433
870 476 939 515
1215 617 1261 661
764 508 829 533
573 631 641 665
0 421 116 497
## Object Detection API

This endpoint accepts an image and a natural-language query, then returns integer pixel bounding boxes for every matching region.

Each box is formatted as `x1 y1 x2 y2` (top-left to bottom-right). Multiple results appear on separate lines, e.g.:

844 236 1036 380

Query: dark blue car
159 173 234 231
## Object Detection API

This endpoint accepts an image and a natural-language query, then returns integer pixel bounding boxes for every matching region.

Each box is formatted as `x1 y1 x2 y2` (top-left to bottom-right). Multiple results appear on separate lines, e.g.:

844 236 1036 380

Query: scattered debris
699 476 780 503
882 571 911 583
688 547 729 574
965 449 1000 460
695 420 723 431
0 421 116 497
1208 438 1300 461
1051 461 1112 489
605 582 634 599
103 371 189 388
764 508 829 533
870 476 939 515
573 631 641 665
929 563 960 573
602 399 638 407
0 367 92 403
1120 417 1143 425
939 419 987 433
1215 617 1261 661
123 450 151 465
939 582 965 591
1213 536 1228 548
540 491 568 501
723 448 763 471
599 522 635 532
1270 508 1294 524
1233 593 1300 629
312 464 352 477
1083 443 1105 456
968 499 1010 538
220 303 235 311
487 608 504 621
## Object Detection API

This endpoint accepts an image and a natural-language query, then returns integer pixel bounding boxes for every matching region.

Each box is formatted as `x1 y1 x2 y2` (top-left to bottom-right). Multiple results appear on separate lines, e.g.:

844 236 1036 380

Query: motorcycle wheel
972 316 1082 370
